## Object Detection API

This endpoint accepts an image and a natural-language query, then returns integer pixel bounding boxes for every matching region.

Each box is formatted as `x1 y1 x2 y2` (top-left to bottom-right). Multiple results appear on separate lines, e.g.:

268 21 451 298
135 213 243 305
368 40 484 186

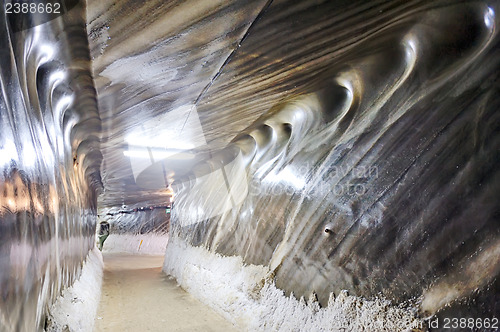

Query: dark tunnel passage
0 0 499 331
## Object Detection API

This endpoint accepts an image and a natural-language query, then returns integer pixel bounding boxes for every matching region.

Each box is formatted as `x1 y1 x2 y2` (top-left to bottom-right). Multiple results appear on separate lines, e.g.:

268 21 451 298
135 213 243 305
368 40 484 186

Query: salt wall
165 0 500 329
97 207 169 255
98 207 169 235
0 2 102 331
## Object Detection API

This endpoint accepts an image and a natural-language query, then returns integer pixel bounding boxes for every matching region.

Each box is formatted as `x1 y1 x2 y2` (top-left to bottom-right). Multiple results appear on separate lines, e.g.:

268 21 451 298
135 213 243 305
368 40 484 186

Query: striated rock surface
0 0 499 330
163 0 500 327
0 2 102 331
87 0 499 328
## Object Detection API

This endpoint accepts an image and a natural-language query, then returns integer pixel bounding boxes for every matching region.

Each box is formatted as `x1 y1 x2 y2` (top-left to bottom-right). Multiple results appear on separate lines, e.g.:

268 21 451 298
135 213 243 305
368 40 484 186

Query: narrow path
94 253 237 332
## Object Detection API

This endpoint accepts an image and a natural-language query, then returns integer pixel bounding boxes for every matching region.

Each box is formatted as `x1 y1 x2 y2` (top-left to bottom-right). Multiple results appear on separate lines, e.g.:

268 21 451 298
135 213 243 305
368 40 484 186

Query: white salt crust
163 236 424 332
45 247 104 332
101 233 169 255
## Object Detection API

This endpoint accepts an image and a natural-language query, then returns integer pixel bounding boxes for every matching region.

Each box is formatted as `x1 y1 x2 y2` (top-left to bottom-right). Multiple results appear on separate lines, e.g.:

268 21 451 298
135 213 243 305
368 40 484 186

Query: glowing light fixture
123 148 195 160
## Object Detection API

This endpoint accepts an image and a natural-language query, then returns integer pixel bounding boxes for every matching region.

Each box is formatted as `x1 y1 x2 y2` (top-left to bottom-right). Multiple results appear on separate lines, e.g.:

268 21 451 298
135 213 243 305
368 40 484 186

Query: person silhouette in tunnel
97 221 110 251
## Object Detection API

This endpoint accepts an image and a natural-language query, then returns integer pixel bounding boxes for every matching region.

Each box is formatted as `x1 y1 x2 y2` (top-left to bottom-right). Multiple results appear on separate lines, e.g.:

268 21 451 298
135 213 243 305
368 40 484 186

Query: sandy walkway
94 253 237 332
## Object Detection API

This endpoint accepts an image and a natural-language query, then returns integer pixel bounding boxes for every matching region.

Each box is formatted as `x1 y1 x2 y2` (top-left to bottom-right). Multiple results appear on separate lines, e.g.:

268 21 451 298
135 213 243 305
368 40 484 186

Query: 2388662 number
443 317 498 329
5 2 61 14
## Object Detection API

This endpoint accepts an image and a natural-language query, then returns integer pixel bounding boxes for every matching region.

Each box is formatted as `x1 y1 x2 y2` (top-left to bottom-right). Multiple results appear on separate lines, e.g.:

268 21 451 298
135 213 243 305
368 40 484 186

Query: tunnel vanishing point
0 0 499 331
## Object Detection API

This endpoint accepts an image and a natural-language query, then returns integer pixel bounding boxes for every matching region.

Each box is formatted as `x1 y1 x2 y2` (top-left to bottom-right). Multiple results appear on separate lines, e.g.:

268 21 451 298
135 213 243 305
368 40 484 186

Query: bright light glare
49 71 66 83
124 104 206 150
267 167 306 189
39 44 54 64
22 143 37 168
485 7 495 29
0 139 18 167
123 149 195 160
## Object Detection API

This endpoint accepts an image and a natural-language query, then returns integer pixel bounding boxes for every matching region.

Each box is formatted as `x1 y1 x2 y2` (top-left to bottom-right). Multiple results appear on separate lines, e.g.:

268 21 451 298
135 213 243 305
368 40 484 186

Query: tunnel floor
94 253 237 332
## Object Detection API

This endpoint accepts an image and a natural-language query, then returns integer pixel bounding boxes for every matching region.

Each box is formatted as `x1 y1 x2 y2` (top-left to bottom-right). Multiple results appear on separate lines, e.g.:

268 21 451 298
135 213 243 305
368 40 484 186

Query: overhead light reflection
38 44 54 64
125 134 196 150
0 139 18 167
22 143 37 168
124 104 206 150
123 148 195 160
49 71 66 83
166 186 175 203
266 167 306 189
484 7 495 29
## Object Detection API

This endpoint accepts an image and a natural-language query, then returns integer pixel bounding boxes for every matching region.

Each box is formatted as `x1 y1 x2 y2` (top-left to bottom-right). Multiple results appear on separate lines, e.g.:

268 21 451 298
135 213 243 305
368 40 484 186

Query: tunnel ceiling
87 0 270 208
88 0 441 209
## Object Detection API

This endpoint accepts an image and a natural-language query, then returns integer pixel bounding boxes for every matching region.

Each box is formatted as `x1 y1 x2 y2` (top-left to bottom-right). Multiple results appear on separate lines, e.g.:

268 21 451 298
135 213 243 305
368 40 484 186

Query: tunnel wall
98 207 169 235
0 2 102 331
165 0 500 330
97 207 169 254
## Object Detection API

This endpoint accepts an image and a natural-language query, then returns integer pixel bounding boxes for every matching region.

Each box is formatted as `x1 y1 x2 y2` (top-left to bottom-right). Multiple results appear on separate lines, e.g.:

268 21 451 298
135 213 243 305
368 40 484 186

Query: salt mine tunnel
0 0 499 331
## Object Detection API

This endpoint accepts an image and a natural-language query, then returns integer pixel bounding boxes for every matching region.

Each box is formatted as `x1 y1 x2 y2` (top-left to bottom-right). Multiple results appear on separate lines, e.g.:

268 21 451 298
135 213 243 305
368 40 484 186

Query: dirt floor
94 253 238 332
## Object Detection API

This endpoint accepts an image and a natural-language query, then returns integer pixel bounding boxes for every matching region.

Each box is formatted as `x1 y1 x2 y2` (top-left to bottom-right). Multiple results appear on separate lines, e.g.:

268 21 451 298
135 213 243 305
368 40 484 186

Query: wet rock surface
0 2 101 330
0 0 499 330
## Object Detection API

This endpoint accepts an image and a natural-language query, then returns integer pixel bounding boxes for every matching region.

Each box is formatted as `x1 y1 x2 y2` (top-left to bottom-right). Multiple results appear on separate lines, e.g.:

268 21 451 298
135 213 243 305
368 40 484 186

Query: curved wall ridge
0 2 102 330
168 1 500 325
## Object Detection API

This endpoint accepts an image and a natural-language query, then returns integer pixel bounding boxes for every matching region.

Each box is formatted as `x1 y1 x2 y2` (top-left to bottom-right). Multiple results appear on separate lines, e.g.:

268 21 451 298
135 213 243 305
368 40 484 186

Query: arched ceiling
88 0 434 209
